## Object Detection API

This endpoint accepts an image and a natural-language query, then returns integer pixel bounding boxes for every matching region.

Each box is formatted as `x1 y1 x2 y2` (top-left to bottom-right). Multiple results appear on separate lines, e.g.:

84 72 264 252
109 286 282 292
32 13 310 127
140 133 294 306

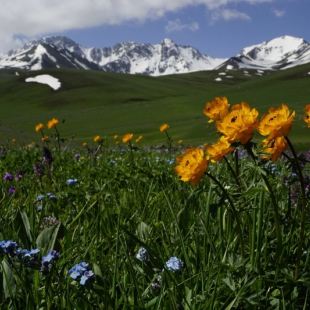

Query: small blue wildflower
24 248 40 258
74 154 80 160
78 270 95 285
41 249 60 273
75 262 88 271
36 195 45 201
80 270 95 285
37 204 43 211
15 248 29 259
70 270 81 279
80 274 88 285
165 257 184 272
22 248 40 264
46 193 57 200
1 240 18 255
42 253 54 263
69 262 95 285
136 247 148 261
66 178 78 186
3 173 13 181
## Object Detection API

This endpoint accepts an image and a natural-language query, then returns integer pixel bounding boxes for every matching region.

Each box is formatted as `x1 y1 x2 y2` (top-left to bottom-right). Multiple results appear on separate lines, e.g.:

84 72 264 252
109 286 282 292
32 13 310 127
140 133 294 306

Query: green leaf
222 277 236 292
13 209 32 246
36 222 66 254
2 259 16 299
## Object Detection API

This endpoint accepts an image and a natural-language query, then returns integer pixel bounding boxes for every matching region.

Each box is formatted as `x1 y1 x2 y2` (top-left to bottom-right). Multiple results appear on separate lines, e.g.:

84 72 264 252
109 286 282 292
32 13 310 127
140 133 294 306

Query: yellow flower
174 147 209 186
114 135 118 139
159 123 169 132
123 133 133 143
93 135 101 143
302 104 310 127
116 141 120 145
216 102 259 144
47 118 59 129
203 97 230 123
35 123 44 132
82 142 87 147
261 136 288 162
257 104 295 139
135 135 143 143
12 138 16 143
41 135 49 141
206 136 235 162
178 140 183 144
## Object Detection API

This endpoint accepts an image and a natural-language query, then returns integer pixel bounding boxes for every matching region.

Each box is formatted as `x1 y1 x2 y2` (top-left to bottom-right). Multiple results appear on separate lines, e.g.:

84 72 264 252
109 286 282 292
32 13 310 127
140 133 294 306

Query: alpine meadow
1 60 310 309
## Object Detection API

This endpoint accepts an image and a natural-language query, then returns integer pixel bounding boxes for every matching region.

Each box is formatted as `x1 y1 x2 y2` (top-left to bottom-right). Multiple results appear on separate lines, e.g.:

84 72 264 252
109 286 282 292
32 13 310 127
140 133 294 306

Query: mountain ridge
0 35 309 75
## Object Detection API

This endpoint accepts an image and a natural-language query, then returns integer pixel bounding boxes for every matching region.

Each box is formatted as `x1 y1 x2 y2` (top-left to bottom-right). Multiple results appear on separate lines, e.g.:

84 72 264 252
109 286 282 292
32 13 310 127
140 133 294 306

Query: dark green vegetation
0 64 310 148
1 144 310 309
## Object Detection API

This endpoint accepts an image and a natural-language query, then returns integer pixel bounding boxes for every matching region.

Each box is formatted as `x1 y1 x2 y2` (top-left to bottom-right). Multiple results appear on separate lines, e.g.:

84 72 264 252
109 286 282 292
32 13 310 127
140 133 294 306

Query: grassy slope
0 65 310 148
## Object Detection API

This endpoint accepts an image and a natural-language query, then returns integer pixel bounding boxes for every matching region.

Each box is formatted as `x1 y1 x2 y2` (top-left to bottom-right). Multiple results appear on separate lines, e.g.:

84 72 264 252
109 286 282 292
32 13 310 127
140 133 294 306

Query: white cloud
0 34 27 55
211 9 251 22
272 9 285 17
165 19 199 33
0 0 275 53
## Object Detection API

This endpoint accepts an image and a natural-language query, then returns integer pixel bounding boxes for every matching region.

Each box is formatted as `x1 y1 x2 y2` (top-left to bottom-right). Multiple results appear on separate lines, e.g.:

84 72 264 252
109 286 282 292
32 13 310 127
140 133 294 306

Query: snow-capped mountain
1 35 310 75
217 36 310 70
0 36 225 76
0 39 102 71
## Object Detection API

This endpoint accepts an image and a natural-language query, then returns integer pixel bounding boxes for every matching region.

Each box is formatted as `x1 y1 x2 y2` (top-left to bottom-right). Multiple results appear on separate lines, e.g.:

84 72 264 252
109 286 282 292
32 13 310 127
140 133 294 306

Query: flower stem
205 172 244 259
165 130 172 151
245 143 282 268
224 155 241 188
285 137 307 279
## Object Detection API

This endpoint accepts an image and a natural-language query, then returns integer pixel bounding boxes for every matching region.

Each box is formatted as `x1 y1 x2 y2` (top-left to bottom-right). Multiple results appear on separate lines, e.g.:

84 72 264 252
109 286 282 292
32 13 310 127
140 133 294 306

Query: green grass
1 65 310 148
1 142 310 309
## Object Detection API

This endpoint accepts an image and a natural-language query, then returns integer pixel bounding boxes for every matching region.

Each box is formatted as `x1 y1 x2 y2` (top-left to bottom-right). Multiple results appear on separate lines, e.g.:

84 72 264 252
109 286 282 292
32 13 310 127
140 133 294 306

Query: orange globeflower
261 136 288 162
174 147 209 186
203 97 230 123
93 135 101 143
114 135 118 139
47 118 59 129
123 133 133 143
216 102 259 144
257 104 295 139
303 104 310 127
206 136 235 162
35 123 44 132
159 124 169 132
41 135 49 141
82 142 87 147
135 135 143 143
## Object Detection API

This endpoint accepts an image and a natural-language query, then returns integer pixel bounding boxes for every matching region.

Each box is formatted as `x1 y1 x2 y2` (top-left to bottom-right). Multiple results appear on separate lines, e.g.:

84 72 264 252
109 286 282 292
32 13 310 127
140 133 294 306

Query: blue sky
0 0 309 58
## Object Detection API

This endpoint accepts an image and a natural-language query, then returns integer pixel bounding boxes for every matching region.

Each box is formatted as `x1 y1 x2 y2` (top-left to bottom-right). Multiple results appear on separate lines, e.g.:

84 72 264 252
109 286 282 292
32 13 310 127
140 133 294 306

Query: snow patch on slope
25 74 61 90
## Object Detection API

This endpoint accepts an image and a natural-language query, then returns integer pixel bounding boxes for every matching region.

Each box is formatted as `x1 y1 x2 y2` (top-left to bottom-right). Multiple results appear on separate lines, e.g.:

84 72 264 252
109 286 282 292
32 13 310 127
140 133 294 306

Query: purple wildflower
34 162 44 177
8 186 15 195
3 173 13 181
15 170 23 181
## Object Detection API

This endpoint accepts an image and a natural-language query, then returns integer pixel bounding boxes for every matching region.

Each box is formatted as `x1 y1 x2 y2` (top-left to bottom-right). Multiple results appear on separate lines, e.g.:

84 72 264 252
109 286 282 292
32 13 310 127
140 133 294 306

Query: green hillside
1 65 310 149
